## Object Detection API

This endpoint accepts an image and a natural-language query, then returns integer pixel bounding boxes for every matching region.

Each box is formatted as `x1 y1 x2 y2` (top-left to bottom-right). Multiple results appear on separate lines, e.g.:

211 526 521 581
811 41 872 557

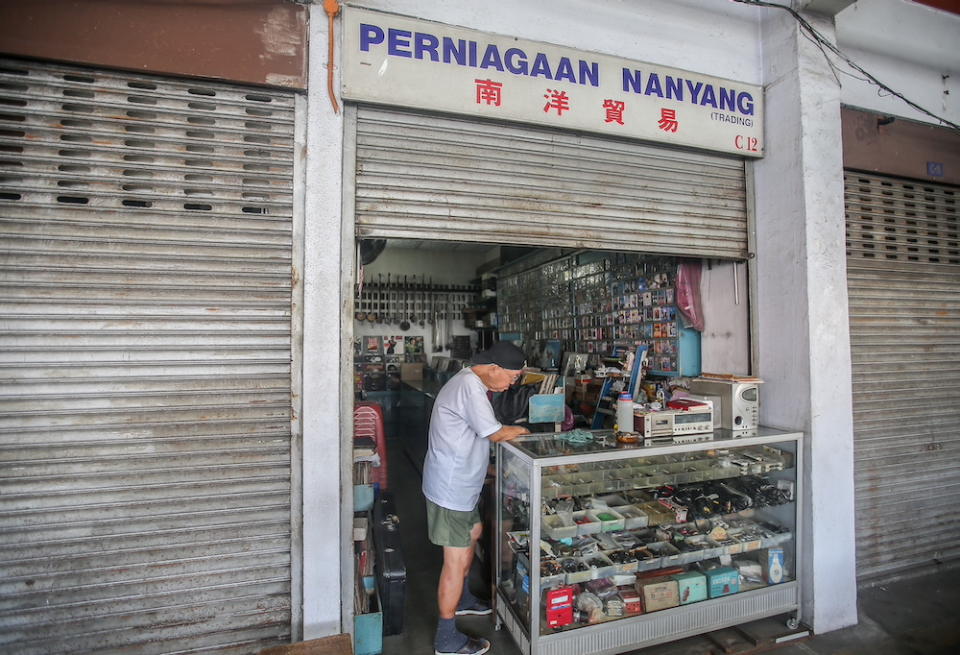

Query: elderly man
423 342 531 655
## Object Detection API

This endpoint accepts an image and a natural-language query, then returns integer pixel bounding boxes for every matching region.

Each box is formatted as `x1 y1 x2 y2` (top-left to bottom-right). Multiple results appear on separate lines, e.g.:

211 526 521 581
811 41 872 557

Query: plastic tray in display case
495 427 803 655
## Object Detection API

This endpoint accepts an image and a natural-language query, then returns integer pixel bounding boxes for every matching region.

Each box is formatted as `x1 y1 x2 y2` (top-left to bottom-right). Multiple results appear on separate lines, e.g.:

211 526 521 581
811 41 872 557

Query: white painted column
302 4 346 639
752 9 858 633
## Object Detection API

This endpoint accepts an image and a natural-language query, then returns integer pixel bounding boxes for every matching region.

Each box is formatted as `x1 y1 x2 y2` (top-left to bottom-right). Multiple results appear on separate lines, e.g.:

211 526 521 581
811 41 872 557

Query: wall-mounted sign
342 8 764 158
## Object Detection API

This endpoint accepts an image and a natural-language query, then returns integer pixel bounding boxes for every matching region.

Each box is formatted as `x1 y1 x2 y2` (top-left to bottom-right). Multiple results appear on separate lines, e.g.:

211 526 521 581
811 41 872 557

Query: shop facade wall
835 0 959 128
0 0 307 89
302 0 861 641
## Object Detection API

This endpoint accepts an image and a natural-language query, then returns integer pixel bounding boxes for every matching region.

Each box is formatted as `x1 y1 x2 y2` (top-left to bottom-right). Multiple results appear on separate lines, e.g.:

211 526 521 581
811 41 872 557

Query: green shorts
426 499 481 548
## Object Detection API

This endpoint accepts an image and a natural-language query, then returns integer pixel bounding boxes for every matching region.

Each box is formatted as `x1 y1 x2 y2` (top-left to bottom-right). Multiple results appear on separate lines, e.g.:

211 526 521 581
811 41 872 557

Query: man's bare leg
434 523 489 655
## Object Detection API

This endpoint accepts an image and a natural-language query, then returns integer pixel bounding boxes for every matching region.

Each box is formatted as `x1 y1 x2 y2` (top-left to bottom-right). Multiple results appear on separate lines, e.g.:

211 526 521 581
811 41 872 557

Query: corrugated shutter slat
0 58 295 654
353 106 748 258
845 170 960 583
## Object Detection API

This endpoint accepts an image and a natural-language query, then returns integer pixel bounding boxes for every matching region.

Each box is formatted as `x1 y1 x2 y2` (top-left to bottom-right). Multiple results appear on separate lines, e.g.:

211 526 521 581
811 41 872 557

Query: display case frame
495 427 803 655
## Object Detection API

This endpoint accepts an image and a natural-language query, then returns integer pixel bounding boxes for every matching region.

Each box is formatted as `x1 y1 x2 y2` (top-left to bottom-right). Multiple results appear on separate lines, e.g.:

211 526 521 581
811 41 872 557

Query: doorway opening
349 237 750 655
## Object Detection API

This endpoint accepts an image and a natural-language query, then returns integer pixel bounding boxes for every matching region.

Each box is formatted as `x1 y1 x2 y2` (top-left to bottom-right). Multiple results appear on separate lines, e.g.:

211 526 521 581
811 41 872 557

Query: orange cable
323 0 341 114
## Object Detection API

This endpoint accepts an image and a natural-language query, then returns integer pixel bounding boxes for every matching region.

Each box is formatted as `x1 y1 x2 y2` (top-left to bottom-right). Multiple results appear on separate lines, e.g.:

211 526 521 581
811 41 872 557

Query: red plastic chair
354 401 388 490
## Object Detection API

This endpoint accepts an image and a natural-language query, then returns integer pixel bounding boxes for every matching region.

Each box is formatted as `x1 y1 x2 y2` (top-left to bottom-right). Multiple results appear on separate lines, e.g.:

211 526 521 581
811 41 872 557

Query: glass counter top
507 426 798 459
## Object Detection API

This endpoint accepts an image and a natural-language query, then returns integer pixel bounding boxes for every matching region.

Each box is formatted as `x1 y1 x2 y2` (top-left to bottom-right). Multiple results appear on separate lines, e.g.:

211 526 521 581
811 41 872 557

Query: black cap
471 342 527 370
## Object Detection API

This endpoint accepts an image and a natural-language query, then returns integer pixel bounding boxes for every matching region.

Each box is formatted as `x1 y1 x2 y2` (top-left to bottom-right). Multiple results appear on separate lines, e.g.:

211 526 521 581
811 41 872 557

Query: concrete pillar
301 4 346 639
753 8 858 633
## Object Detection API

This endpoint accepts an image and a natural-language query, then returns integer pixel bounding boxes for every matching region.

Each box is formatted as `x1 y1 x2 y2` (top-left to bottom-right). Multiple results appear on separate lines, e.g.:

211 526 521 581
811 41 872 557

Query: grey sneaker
455 600 492 616
435 637 491 655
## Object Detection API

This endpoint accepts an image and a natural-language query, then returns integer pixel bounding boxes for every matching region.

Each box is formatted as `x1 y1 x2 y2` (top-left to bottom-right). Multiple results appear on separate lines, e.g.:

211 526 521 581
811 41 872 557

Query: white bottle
616 392 634 433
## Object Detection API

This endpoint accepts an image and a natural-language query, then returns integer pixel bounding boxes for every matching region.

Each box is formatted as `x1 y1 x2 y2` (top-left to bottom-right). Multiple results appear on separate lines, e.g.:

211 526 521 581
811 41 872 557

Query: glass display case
495 427 803 655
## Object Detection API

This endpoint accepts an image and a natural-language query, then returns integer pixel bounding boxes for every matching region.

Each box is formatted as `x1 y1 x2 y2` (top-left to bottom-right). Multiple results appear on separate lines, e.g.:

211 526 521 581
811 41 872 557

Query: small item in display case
618 586 643 615
616 392 633 432
590 508 625 532
572 510 601 535
672 570 707 605
585 577 617 599
631 546 661 572
540 557 565 589
639 575 680 612
545 586 575 629
764 547 785 584
605 595 625 617
561 557 592 584
705 566 740 598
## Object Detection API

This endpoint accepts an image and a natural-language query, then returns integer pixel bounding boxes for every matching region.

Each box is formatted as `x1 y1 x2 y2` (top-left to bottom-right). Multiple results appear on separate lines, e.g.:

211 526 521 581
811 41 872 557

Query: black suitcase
373 491 406 636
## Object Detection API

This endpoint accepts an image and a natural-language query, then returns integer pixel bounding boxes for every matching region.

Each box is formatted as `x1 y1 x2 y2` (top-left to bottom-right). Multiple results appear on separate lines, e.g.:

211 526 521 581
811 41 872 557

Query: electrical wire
323 0 341 114
731 0 959 132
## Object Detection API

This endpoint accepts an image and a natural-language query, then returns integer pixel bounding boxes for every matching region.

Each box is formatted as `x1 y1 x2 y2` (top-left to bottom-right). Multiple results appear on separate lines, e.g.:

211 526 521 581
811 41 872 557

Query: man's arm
487 424 530 442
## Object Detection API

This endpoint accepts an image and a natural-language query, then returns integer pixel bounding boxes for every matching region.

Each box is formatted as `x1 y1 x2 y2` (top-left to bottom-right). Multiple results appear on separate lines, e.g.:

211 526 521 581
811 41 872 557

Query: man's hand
487 425 530 442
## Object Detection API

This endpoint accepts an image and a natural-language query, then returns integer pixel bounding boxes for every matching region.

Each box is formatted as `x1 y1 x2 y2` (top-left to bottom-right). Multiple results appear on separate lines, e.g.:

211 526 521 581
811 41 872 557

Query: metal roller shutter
844 170 960 582
351 106 749 259
0 59 297 653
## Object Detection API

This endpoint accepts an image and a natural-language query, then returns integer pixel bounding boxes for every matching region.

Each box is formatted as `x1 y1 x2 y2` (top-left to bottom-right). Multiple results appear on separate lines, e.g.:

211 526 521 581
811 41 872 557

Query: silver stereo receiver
688 376 762 430
635 399 713 439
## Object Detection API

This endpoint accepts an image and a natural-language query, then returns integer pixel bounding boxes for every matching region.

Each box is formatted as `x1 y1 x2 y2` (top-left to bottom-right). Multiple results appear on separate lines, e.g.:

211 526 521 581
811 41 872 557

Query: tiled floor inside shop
376 390 960 655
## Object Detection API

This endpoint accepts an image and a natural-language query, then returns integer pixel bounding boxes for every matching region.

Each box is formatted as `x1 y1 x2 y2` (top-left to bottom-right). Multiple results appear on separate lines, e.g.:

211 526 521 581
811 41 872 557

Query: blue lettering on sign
359 21 602 88
579 61 599 87
718 87 736 112
388 29 412 57
621 68 755 117
415 33 439 62
358 22 756 115
480 44 504 71
504 48 528 75
442 38 468 65
665 76 684 101
623 68 643 94
700 84 717 108
360 24 385 51
644 73 663 98
530 53 552 79
686 80 704 104
555 57 577 83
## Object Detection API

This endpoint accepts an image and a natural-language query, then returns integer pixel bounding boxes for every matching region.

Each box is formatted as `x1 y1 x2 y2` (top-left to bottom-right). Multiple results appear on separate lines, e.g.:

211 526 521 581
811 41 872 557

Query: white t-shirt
422 367 502 512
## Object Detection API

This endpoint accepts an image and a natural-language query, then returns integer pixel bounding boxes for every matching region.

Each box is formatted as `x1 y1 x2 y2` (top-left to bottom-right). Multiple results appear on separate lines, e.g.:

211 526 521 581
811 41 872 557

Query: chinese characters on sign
345 8 764 156
475 79 502 106
475 81 681 134
543 89 570 115
603 99 625 125
658 108 679 132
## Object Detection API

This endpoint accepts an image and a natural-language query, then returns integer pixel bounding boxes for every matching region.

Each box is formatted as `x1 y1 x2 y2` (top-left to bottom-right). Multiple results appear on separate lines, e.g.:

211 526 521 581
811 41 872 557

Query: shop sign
342 8 764 158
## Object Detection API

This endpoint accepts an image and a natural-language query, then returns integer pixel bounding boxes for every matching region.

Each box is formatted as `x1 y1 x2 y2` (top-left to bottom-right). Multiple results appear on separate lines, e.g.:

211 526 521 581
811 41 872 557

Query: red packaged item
545 586 575 629
617 585 643 615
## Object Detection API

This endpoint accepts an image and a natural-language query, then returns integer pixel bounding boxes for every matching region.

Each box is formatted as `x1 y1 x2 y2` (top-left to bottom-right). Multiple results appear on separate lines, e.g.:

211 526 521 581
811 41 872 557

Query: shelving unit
495 427 802 655
498 253 687 373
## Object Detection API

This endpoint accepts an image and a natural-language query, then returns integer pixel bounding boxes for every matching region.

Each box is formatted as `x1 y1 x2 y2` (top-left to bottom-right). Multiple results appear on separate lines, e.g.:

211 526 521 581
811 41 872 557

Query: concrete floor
376 392 960 655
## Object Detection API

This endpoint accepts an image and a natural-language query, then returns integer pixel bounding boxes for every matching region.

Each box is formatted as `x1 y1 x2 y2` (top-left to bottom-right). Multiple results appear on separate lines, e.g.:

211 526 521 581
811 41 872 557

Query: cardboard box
400 363 423 381
706 566 740 598
638 575 680 612
672 570 707 605
258 634 353 655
